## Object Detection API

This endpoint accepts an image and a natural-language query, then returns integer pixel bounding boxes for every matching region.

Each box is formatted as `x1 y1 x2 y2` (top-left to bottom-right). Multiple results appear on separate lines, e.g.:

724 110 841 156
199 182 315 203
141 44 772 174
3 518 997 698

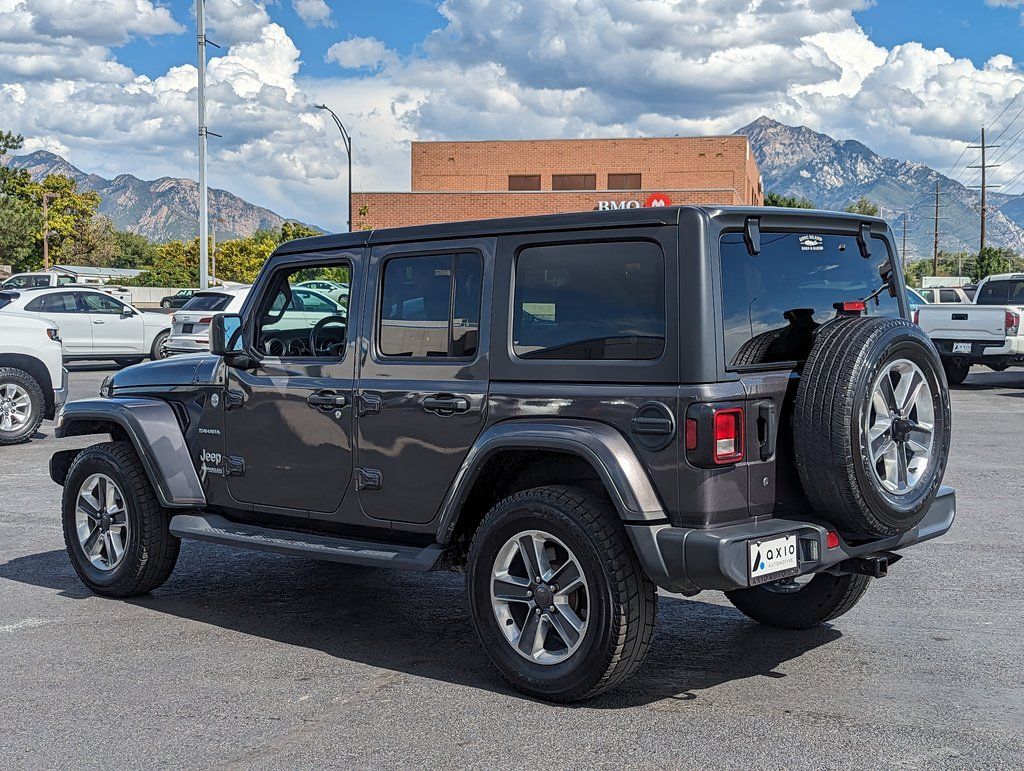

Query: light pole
315 104 352 231
40 191 59 271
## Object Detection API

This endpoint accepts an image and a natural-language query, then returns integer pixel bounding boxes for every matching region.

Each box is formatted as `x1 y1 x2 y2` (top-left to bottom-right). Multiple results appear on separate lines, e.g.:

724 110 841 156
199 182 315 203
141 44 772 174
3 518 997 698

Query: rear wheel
62 441 180 597
467 486 656 702
726 573 871 629
115 358 143 367
0 367 44 445
943 360 970 386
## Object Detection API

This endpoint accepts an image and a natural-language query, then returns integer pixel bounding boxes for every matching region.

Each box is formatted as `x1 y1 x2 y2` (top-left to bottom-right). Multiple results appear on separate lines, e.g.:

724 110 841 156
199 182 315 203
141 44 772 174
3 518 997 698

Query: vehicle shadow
0 544 841 709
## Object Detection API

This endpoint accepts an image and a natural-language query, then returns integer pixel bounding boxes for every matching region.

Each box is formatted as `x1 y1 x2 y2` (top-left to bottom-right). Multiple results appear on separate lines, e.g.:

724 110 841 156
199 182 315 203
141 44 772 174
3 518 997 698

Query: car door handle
92 320 106 324
307 390 348 410
422 395 471 414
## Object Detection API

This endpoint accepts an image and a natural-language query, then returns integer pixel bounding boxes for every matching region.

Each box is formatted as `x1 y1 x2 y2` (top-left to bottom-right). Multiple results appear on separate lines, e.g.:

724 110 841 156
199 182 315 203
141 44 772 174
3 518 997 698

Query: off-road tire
794 317 951 538
725 573 871 629
62 441 180 597
943 360 970 386
150 330 170 361
467 485 656 702
0 367 44 446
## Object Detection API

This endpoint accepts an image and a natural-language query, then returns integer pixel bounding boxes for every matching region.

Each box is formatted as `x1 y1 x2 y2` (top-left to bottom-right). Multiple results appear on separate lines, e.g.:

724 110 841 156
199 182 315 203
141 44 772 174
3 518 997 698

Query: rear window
512 241 665 360
976 280 1024 305
182 292 231 311
720 231 899 368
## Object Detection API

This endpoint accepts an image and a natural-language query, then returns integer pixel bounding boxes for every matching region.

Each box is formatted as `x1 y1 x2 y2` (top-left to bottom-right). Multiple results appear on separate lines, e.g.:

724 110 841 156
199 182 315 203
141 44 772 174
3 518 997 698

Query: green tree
57 215 119 267
279 221 320 242
0 131 40 271
123 239 200 287
844 196 880 216
215 231 278 283
974 245 1017 282
764 191 815 209
113 230 158 269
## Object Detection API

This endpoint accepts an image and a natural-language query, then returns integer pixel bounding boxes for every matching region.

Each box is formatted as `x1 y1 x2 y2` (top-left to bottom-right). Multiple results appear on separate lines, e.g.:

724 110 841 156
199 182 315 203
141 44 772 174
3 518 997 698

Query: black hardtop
274 205 890 258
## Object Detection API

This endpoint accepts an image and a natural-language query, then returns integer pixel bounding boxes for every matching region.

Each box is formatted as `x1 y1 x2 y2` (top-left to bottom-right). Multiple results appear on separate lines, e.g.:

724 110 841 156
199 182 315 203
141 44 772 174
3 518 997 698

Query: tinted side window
81 293 125 313
25 292 80 313
720 232 899 368
976 280 1023 305
512 241 665 360
379 253 482 358
939 289 961 303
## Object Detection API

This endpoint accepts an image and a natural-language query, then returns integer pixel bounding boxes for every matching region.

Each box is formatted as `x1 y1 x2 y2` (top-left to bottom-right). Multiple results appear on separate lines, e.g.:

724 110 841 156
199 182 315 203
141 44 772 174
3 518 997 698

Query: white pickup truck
0 312 69 444
916 273 1024 385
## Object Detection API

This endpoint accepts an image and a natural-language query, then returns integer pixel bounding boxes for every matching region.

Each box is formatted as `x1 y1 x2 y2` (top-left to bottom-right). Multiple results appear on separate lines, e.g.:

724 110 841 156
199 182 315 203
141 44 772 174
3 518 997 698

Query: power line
967 127 1001 255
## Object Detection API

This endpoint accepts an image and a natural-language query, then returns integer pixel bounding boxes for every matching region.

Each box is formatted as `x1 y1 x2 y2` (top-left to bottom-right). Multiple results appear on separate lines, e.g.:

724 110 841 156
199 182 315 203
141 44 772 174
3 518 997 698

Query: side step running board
169 513 444 572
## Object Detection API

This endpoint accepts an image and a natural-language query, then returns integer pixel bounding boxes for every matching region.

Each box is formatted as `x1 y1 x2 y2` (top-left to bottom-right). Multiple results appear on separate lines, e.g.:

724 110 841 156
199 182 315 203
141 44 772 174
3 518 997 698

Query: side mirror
210 313 245 357
121 306 134 317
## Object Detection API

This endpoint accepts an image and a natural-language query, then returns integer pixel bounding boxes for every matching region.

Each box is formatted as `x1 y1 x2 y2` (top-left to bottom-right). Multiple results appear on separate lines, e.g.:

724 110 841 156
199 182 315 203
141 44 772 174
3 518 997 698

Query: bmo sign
596 193 672 211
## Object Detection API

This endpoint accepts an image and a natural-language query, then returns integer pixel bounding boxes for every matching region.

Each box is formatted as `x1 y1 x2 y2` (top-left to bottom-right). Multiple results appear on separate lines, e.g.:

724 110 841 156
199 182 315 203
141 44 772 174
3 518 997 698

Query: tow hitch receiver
839 552 901 578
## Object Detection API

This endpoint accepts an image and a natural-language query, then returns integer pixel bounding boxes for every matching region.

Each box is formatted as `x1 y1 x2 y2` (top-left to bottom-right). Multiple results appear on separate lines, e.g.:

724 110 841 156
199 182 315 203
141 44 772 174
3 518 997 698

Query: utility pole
40 191 59 271
968 127 1001 259
195 0 220 289
933 181 940 277
901 213 909 271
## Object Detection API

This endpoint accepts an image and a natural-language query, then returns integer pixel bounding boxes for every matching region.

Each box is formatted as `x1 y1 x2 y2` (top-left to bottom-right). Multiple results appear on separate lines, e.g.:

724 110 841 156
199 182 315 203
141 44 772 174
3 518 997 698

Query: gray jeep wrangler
51 206 955 702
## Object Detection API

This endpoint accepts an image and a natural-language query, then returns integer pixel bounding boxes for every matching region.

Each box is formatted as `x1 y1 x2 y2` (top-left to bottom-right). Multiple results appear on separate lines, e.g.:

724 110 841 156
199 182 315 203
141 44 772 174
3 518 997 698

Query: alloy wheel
490 529 590 665
74 473 130 571
0 383 32 433
864 358 935 494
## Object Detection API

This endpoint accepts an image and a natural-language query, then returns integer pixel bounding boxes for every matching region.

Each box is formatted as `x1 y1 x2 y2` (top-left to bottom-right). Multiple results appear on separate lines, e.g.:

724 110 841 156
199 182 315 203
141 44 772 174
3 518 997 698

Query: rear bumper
627 486 956 594
933 337 1024 362
164 337 209 355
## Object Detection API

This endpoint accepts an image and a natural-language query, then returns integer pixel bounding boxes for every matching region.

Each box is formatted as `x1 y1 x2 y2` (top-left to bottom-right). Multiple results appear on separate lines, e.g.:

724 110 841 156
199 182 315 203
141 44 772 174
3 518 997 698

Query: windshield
182 292 231 311
720 231 900 368
976 279 1024 305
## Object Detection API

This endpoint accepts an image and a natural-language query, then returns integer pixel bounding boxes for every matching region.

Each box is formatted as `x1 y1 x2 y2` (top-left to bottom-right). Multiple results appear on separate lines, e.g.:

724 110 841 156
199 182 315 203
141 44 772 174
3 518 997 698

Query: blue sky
5 0 1024 232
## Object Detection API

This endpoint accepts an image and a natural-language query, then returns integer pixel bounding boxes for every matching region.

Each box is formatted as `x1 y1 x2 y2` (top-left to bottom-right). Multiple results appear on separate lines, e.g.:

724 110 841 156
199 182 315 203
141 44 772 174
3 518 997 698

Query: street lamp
315 104 353 232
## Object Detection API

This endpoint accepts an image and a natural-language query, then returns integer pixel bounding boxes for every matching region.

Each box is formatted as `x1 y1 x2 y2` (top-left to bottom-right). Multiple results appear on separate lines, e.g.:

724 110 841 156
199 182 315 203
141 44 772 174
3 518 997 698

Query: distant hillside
3 151 322 242
736 116 1024 258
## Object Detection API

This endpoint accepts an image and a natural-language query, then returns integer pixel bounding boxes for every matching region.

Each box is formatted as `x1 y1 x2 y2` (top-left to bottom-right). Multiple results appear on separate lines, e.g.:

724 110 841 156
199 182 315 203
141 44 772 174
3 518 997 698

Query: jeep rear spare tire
793 317 951 538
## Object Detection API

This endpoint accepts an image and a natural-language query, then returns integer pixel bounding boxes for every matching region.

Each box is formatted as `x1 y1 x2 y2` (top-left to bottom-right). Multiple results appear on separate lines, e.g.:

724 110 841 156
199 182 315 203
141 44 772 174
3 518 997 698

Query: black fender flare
435 419 667 543
53 397 205 509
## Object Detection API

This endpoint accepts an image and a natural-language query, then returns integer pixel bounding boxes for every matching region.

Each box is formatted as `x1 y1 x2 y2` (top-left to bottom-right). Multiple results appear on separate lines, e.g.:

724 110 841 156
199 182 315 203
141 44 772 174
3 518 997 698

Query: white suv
0 287 171 365
0 312 68 444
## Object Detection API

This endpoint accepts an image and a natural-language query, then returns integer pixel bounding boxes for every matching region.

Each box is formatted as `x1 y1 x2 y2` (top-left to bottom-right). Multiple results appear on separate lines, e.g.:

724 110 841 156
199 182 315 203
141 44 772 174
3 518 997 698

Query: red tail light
1006 310 1020 337
198 317 213 325
826 531 840 549
840 301 866 313
713 408 744 464
685 418 698 451
912 309 919 325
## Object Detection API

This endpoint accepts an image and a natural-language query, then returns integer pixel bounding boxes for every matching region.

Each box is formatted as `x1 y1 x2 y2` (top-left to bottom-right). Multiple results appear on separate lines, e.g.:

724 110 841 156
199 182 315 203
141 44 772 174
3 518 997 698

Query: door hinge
226 456 245 476
356 467 382 490
225 390 245 410
356 393 383 416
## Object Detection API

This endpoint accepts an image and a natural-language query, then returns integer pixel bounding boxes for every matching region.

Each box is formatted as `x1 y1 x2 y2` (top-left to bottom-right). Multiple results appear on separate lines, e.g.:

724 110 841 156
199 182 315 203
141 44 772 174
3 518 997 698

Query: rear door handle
422 394 470 414
92 320 105 325
307 390 348 410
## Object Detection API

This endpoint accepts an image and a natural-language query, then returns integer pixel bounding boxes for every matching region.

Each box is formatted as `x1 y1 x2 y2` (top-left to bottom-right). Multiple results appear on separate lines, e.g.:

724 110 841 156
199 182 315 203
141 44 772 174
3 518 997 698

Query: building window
552 174 596 191
379 253 482 358
608 173 641 190
508 175 541 191
513 241 665 360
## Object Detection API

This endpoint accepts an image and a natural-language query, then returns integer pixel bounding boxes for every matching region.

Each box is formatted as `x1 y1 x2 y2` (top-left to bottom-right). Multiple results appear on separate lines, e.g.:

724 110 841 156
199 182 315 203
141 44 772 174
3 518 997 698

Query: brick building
351 136 763 230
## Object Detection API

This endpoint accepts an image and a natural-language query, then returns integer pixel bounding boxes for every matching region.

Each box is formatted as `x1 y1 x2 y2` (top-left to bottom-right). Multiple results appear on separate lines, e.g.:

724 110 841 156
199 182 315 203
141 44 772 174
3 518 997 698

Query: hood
111 353 223 390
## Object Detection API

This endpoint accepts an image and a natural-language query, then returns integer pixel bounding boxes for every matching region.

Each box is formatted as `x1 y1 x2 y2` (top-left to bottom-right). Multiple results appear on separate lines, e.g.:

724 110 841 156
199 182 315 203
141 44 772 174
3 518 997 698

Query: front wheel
0 367 44 446
725 572 871 629
467 486 656 702
62 441 180 597
150 330 170 361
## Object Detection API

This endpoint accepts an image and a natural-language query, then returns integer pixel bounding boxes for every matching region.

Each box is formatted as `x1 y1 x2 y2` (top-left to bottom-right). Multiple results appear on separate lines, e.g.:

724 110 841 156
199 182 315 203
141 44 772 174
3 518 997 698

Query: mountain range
2 151 318 242
6 119 1024 258
735 116 1024 259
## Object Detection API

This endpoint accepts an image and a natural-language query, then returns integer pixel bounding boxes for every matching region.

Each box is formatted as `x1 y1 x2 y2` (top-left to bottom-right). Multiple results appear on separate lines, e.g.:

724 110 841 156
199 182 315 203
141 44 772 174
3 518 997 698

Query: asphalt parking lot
1 364 1022 769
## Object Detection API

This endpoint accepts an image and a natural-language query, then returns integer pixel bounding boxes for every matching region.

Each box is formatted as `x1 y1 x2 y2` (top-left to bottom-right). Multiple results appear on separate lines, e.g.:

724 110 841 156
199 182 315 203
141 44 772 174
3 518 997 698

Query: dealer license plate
748 534 799 585
952 342 971 354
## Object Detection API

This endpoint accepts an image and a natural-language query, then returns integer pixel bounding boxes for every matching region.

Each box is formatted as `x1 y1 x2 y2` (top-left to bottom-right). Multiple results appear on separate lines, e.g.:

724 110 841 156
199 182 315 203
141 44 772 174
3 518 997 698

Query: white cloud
292 0 333 28
6 0 1024 233
326 36 394 70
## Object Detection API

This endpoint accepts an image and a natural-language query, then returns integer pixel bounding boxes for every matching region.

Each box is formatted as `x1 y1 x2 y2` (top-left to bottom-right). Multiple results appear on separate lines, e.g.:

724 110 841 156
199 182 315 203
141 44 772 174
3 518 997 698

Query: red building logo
644 193 672 208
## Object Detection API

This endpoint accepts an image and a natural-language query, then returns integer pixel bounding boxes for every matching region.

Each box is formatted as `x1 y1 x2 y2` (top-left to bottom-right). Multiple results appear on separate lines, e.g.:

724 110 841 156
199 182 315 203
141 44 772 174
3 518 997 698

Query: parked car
0 312 68 444
906 287 928 318
164 287 252 356
160 289 196 309
0 287 170 366
294 279 349 303
2 272 75 289
917 286 972 304
917 272 1024 384
51 206 954 703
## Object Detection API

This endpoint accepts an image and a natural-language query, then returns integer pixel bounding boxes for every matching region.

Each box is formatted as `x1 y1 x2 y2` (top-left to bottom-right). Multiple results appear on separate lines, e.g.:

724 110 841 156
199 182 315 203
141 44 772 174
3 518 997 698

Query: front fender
436 419 667 543
55 397 205 508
